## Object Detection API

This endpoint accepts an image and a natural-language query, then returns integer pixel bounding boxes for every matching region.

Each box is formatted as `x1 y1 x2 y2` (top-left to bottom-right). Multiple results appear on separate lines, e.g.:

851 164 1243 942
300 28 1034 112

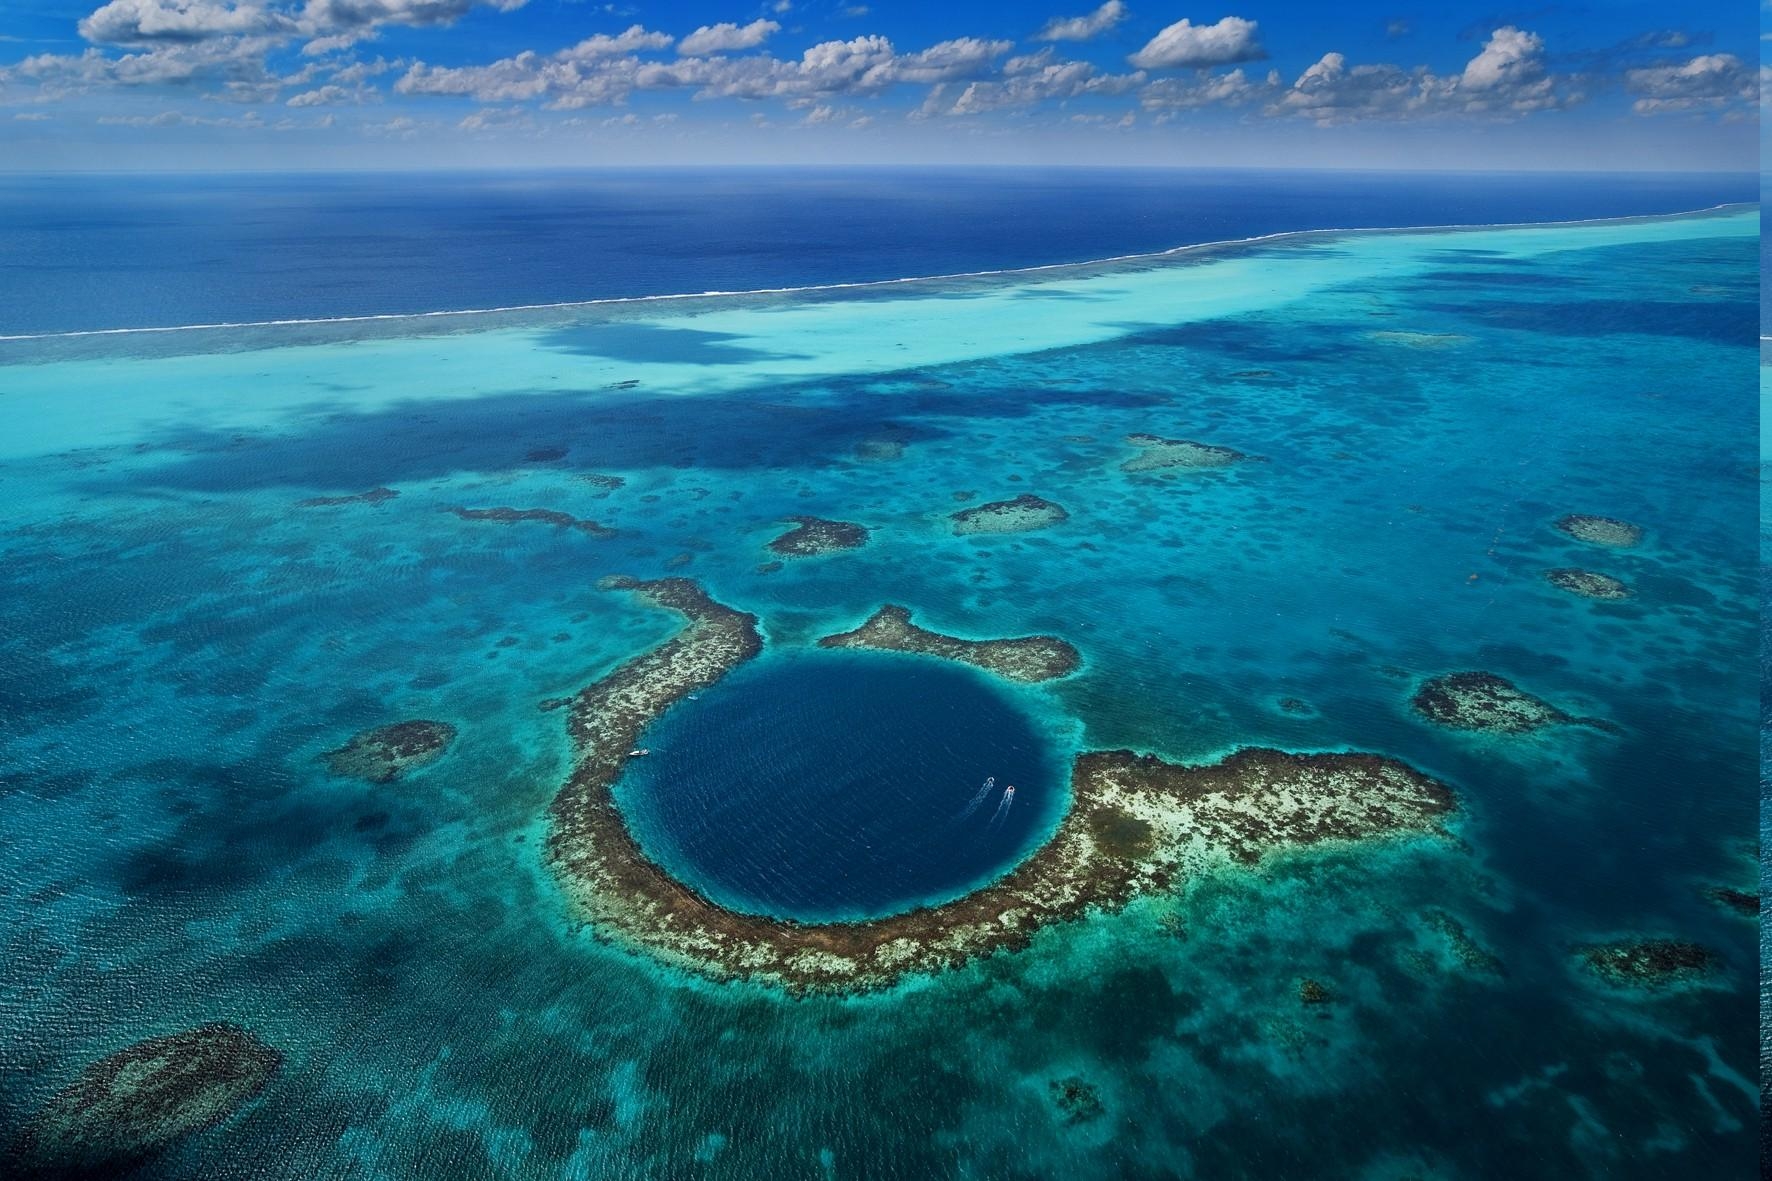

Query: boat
627 748 651 757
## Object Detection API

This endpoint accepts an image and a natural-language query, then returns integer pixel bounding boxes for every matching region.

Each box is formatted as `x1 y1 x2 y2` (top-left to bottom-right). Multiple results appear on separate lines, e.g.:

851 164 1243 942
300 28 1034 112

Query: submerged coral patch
1410 672 1609 734
951 494 1069 535
817 604 1080 683
767 515 869 557
1545 568 1631 599
448 505 616 539
547 581 1457 992
1119 434 1253 473
295 487 398 507
1578 939 1721 989
324 720 457 783
1554 514 1643 549
12 1023 281 1176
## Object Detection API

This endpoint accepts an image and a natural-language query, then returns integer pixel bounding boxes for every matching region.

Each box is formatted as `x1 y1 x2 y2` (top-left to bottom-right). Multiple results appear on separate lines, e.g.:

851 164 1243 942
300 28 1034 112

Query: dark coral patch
1049 1077 1105 1125
295 487 398 507
950 494 1068 535
1578 939 1721 988
12 1023 281 1177
1554 514 1643 549
1298 979 1332 1005
323 720 456 784
767 515 870 557
817 604 1080 683
1703 887 1758 917
1545 568 1631 600
1411 672 1611 734
448 506 616 539
1120 433 1254 473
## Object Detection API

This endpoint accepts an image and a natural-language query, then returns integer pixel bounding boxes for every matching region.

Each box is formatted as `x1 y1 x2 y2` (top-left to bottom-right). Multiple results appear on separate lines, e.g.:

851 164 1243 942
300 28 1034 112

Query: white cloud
1265 27 1574 124
79 0 294 45
1141 66 1275 114
936 56 1143 116
1129 16 1264 70
297 0 530 54
1458 25 1556 112
12 111 53 120
677 19 777 56
1035 1 1125 43
1625 53 1756 115
286 80 374 104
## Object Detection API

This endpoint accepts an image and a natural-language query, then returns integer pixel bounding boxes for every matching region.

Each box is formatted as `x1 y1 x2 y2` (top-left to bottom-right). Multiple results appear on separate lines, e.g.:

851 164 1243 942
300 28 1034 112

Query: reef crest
817 604 1080 683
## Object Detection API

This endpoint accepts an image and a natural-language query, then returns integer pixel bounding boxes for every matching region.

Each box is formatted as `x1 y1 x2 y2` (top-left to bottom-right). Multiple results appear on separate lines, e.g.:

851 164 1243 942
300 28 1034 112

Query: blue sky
0 1 1760 170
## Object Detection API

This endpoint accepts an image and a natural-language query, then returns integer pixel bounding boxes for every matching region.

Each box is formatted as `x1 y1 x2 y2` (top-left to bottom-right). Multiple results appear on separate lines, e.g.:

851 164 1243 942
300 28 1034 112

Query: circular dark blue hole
612 649 1067 922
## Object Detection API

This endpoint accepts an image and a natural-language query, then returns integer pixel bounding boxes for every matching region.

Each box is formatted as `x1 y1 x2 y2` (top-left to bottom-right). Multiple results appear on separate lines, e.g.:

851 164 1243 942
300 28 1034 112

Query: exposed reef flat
817 604 1080 683
1411 672 1612 734
323 720 456 783
1119 434 1253 473
448 505 616 540
1578 939 1721 989
1554 514 1643 549
295 487 398 507
549 588 1456 992
1545 568 1632 600
11 1023 280 1176
767 515 870 557
951 494 1068 535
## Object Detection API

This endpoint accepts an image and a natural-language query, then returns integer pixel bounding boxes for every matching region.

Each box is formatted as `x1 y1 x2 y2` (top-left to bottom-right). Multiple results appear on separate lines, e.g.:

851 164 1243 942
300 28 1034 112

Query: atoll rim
545 578 1459 992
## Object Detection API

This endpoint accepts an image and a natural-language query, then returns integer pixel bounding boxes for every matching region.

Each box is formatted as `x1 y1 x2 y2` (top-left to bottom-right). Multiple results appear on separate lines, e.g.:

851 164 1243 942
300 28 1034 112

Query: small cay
817 604 1081 683
767 515 870 557
951 493 1069 535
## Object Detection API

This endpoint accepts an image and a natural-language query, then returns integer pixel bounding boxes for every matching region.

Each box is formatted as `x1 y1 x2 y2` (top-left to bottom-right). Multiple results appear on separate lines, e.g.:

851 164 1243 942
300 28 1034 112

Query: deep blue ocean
0 170 1759 1179
0 168 1755 335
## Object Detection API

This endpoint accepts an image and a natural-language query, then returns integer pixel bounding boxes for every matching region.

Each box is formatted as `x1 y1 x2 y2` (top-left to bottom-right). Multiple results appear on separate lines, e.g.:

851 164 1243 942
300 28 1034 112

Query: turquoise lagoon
0 208 1759 1178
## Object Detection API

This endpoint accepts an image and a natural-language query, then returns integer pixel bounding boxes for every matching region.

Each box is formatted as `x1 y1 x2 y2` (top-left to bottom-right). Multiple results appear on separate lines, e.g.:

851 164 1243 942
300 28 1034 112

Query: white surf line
0 202 1751 344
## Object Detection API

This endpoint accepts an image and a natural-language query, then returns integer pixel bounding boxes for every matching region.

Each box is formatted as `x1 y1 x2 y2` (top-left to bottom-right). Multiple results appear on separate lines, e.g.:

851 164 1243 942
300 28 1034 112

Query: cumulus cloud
79 0 295 45
1141 66 1275 114
1265 26 1574 124
933 53 1142 116
677 19 777 56
1129 16 1264 70
1458 25 1557 111
1034 1 1125 43
1624 53 1756 115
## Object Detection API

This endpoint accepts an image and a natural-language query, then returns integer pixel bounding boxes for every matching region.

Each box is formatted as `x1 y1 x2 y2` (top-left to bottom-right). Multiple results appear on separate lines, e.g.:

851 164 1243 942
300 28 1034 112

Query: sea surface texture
0 175 1758 1179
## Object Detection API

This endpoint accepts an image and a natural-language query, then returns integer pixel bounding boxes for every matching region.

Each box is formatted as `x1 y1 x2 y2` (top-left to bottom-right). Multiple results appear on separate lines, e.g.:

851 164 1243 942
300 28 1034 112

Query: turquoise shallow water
0 208 1759 1178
